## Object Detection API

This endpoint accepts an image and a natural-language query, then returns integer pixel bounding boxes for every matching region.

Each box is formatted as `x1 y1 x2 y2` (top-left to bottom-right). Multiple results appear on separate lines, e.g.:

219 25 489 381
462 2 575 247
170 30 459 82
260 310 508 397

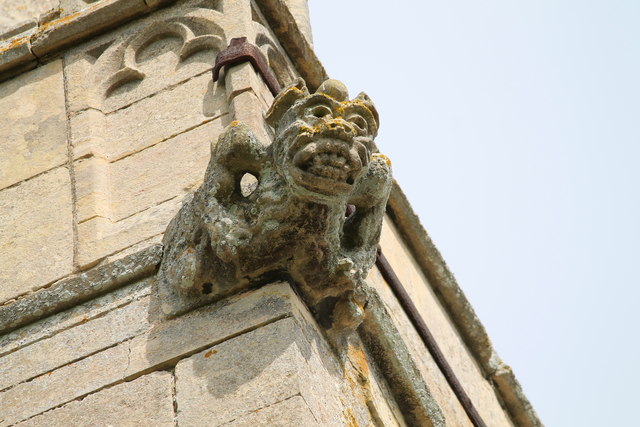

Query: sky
309 1 640 425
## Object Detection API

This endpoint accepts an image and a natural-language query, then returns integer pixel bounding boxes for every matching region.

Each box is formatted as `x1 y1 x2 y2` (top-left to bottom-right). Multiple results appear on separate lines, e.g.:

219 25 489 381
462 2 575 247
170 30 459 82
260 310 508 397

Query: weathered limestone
0 60 67 190
75 118 225 224
341 336 409 426
0 281 375 426
366 266 471 426
73 135 210 265
0 341 131 426
15 372 175 427
175 318 358 426
283 0 312 46
0 296 151 390
0 34 37 79
0 282 288 425
69 76 229 268
77 195 183 268
221 395 318 426
0 278 152 356
160 79 392 333
255 0 326 90
0 0 58 35
0 247 159 336
71 75 227 161
0 167 73 304
369 217 515 426
47 0 302 271
62 0 226 114
31 0 150 58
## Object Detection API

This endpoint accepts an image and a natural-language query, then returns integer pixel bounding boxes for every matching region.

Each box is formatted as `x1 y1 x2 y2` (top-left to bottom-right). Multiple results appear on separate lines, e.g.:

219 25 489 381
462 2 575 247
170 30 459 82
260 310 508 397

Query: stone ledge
0 0 162 82
31 0 149 58
385 182 542 426
360 290 446 427
0 19 37 42
0 34 37 79
0 244 162 336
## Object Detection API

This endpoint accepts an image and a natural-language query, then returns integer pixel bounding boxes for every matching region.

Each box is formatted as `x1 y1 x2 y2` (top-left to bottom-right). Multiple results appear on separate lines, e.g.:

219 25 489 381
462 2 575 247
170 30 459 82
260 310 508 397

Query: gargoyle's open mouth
289 138 363 195
294 140 358 184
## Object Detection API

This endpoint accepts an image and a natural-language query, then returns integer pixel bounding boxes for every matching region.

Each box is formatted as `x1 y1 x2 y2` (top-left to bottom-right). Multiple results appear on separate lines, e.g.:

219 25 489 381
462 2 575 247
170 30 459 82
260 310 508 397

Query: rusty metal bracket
212 37 282 97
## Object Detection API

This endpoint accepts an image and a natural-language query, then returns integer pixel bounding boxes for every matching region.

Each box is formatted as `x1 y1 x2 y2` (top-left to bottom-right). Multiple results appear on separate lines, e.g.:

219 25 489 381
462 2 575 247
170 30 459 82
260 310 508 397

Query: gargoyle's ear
355 92 379 129
265 77 309 129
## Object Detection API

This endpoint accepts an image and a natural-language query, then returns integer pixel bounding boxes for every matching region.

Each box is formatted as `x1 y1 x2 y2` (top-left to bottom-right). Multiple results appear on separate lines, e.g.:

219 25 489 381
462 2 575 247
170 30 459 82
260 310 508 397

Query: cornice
386 183 541 426
0 0 328 88
0 245 162 336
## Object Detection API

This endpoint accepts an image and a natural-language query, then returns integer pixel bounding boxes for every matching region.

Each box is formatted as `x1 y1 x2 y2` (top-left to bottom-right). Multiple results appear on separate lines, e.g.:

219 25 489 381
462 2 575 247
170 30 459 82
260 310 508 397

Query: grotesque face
267 79 379 199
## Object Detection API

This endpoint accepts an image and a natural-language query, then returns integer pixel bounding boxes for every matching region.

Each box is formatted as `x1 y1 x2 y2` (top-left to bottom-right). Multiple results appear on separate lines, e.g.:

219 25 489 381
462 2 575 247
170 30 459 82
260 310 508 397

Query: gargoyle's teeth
293 143 317 167
308 164 350 181
312 152 348 168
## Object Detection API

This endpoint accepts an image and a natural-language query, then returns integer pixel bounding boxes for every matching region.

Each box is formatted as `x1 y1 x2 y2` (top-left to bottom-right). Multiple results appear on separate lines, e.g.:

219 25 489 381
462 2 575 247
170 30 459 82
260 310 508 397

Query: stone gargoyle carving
159 78 392 331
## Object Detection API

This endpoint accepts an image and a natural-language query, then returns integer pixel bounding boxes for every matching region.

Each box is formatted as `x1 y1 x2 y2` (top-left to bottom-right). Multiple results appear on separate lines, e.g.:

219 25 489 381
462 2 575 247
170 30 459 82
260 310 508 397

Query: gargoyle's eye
309 105 333 119
349 115 368 135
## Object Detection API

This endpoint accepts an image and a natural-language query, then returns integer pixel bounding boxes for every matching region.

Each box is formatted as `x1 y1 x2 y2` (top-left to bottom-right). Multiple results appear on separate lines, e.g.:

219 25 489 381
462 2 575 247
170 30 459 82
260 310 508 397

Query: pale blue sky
310 1 640 425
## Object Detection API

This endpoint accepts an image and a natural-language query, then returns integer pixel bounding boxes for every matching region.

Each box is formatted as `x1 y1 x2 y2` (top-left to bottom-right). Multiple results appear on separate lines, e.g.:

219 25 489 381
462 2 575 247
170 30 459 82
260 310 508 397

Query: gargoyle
159 78 392 330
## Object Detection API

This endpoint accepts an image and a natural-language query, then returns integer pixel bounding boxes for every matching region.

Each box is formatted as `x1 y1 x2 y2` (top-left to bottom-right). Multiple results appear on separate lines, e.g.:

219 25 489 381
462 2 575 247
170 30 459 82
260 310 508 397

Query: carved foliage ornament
159 79 392 331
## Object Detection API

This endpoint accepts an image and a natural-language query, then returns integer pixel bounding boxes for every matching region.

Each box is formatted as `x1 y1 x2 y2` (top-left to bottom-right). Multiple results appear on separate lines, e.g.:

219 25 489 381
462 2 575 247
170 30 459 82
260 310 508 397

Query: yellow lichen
371 153 391 167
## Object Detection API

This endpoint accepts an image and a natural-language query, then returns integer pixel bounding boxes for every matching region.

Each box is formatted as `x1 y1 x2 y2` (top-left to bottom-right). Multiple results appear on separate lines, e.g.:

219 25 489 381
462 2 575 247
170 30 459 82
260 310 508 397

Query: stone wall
0 0 537 425
0 0 295 300
1 281 401 426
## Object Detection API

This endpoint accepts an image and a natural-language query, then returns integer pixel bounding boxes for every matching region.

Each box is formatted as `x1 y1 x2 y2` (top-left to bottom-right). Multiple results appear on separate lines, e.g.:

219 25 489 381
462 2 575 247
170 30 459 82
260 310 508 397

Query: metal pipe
376 248 488 427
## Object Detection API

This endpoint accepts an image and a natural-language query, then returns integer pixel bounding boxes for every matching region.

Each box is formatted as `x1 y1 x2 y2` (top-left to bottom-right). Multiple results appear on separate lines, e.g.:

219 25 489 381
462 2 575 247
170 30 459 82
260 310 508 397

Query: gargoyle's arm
344 154 393 251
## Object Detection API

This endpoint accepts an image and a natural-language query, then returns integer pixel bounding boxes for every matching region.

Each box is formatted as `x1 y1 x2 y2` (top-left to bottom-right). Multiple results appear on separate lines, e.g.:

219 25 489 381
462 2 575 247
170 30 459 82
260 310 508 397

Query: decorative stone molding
99 11 225 99
159 78 392 330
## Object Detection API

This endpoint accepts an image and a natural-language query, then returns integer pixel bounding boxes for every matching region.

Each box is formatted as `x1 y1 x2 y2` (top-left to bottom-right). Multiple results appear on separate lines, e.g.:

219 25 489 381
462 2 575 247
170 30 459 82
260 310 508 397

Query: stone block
224 396 318 426
225 61 274 108
0 60 67 190
63 0 226 114
71 73 228 162
0 278 152 357
0 167 73 304
174 318 305 426
126 282 300 376
229 90 271 145
31 0 148 58
77 195 183 268
94 118 224 222
0 282 298 425
15 372 174 427
0 0 58 35
75 117 226 267
0 342 130 426
175 317 359 426
0 296 151 390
